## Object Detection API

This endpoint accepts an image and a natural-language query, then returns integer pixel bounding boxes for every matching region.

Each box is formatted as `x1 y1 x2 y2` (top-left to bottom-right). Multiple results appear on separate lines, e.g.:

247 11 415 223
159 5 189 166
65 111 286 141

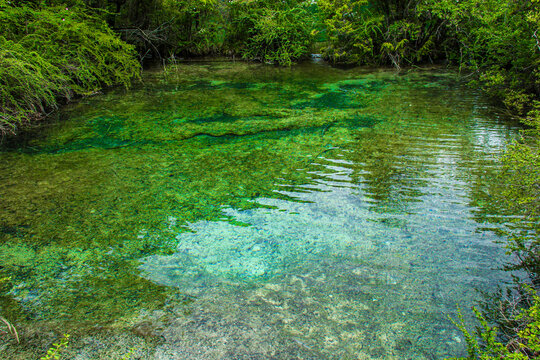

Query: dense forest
1 0 539 358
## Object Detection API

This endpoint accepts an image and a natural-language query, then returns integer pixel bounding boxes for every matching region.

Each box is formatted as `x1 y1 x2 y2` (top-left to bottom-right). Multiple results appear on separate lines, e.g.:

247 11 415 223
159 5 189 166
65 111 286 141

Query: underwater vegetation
0 62 524 358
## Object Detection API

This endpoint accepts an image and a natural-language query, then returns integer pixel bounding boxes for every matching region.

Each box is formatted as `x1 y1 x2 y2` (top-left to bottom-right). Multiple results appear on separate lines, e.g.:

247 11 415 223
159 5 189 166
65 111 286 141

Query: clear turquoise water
0 61 519 359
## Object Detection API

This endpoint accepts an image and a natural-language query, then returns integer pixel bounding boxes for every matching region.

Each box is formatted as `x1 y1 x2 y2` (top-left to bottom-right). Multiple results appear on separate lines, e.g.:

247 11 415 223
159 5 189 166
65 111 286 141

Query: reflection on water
0 61 520 359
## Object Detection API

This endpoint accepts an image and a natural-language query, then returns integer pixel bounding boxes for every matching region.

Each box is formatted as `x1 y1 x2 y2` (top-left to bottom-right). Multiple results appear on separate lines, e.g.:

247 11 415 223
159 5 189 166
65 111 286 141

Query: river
0 61 520 359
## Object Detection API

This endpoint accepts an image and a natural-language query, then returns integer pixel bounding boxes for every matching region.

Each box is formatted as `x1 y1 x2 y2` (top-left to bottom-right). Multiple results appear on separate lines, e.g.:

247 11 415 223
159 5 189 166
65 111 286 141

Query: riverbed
0 61 520 359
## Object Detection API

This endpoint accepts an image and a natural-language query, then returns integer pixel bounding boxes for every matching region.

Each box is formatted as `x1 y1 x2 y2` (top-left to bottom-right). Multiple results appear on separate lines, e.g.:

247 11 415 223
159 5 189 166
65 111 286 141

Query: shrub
0 38 69 134
227 0 314 66
451 288 540 359
0 3 140 135
318 0 383 65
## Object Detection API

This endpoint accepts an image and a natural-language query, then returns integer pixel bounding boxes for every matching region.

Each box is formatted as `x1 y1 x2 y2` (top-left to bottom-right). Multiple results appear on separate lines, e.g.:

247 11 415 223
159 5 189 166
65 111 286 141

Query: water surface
0 61 519 359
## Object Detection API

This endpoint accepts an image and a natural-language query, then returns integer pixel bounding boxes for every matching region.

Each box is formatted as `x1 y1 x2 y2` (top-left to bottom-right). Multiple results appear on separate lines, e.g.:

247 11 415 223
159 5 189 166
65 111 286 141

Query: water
0 61 520 359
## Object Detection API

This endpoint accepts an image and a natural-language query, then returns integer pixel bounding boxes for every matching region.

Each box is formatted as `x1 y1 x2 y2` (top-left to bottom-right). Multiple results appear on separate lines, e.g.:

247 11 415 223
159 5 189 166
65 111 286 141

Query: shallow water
0 61 520 359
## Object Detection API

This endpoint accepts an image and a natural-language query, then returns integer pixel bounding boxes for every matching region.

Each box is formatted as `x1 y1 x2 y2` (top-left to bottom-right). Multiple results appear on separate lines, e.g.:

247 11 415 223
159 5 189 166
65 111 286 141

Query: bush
318 0 445 67
227 0 314 65
129 0 227 57
0 38 69 134
451 288 540 359
426 0 540 115
318 0 382 65
0 2 140 136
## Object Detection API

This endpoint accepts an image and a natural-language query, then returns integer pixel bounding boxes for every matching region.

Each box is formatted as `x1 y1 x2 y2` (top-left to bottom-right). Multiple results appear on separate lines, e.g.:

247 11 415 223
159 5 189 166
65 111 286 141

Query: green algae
0 61 522 359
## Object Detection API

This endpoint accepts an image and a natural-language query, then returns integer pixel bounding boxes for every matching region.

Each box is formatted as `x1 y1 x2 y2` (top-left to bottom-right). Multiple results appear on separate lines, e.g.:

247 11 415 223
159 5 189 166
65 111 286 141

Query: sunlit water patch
0 61 521 359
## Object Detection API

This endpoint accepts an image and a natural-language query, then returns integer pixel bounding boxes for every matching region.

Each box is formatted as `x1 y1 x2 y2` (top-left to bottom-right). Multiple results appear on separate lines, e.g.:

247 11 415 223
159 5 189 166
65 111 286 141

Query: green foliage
227 0 314 65
84 0 225 56
41 334 70 360
146 0 226 56
500 124 540 287
318 0 445 67
450 289 540 359
91 0 314 63
0 276 10 291
0 3 140 135
0 38 69 134
424 0 540 117
318 0 382 64
0 5 141 94
317 0 539 76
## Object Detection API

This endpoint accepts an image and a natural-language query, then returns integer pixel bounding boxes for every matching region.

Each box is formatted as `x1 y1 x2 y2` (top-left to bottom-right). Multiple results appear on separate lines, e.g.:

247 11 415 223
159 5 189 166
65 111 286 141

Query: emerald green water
0 61 519 359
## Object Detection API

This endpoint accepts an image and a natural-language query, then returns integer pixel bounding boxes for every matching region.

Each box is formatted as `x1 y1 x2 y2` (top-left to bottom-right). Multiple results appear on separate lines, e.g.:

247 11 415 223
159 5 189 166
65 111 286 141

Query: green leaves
451 289 540 359
40 334 70 360
155 0 226 56
318 0 380 65
318 0 445 67
227 0 314 65
0 4 140 136
0 37 69 134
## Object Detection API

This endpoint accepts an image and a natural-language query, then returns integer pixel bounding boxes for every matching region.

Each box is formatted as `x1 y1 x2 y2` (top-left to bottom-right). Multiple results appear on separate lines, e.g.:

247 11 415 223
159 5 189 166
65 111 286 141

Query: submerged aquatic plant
41 333 70 360
120 346 138 359
0 62 521 358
